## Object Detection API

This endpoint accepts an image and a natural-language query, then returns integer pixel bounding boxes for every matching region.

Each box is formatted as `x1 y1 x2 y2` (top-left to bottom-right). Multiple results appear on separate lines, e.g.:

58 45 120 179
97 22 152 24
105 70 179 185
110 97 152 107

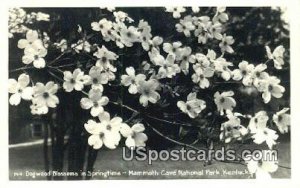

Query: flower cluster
168 7 233 54
18 30 48 68
9 8 50 38
84 112 147 149
232 50 286 104
91 11 161 51
8 74 59 115
120 67 161 107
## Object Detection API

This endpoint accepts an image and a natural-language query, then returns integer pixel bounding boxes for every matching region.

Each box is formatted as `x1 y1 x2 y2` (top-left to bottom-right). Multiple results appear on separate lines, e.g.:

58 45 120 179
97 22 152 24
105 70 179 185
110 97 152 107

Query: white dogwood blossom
137 79 160 107
63 69 89 92
266 45 285 69
71 39 91 53
256 75 285 103
273 108 290 134
84 118 120 150
18 30 42 50
93 45 118 66
192 64 214 89
156 54 180 79
87 66 109 91
9 73 33 105
120 123 148 149
213 58 233 81
214 91 236 115
176 16 195 37
245 150 278 179
80 89 109 117
121 67 146 94
165 7 186 18
220 115 248 143
177 92 206 118
232 61 254 86
248 111 278 149
219 35 234 53
213 7 229 23
19 30 48 69
32 81 59 111
163 42 182 58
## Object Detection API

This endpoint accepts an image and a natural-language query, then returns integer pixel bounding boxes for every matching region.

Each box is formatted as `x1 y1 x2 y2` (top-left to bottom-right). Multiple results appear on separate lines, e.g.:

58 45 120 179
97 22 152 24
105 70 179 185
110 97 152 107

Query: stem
48 33 96 66
144 122 205 151
43 122 51 180
47 70 64 82
85 147 98 180
108 101 192 127
9 65 34 73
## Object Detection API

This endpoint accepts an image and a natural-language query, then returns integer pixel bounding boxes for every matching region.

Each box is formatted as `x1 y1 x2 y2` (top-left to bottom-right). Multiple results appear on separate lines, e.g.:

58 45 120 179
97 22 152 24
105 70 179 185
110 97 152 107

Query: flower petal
131 123 145 133
9 93 21 105
33 58 46 69
21 87 33 100
88 135 103 149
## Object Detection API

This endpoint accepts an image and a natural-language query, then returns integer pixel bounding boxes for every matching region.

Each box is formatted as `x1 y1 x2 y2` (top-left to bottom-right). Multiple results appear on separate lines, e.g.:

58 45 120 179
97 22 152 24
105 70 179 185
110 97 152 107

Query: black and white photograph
2 0 300 187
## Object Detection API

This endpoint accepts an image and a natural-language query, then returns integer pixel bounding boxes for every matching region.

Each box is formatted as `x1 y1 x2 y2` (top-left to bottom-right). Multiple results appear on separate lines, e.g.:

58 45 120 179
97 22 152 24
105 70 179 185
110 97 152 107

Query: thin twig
9 65 34 73
144 122 203 151
47 70 64 82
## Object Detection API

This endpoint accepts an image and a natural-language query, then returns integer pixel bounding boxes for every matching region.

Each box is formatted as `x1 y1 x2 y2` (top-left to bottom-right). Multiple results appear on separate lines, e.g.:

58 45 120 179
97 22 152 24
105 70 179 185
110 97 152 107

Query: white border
1 0 300 188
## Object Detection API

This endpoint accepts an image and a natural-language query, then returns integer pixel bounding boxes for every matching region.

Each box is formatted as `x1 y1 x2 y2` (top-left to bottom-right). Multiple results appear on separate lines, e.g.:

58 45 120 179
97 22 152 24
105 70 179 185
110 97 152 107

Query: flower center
127 31 132 38
278 115 283 122
186 105 191 111
70 78 76 84
220 97 225 103
92 78 98 84
144 89 150 96
132 132 136 139
43 92 49 99
256 72 261 78
106 124 112 131
226 126 232 132
102 56 107 62
93 102 99 107
268 85 273 91
99 132 105 139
